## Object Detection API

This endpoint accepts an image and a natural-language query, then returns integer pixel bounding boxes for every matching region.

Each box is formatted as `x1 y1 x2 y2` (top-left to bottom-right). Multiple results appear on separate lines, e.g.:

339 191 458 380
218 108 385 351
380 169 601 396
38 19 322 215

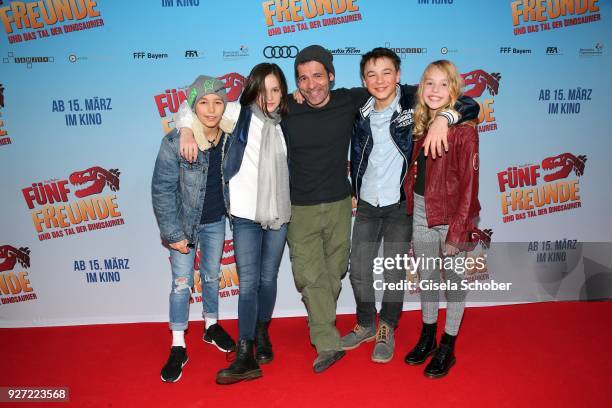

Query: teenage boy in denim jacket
152 75 236 382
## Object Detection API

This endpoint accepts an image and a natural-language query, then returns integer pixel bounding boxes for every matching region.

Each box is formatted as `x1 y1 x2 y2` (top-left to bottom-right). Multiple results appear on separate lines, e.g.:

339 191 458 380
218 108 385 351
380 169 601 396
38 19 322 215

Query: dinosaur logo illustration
541 153 587 182
465 229 492 275
193 239 235 271
218 72 246 102
68 166 120 198
461 70 502 98
0 245 30 272
221 239 235 265
470 228 493 250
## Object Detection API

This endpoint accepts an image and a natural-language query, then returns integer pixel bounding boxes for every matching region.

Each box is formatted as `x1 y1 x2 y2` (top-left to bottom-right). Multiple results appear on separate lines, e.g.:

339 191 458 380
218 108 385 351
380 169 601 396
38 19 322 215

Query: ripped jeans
168 217 225 331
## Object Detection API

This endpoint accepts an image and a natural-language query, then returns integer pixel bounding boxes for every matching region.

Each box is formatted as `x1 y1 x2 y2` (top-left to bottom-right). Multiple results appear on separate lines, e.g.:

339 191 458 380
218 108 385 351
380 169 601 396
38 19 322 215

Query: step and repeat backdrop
1 0 611 327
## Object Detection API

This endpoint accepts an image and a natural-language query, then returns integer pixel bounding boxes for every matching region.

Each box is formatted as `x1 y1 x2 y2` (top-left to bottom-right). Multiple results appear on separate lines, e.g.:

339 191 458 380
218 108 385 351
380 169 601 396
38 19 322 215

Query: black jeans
349 200 412 328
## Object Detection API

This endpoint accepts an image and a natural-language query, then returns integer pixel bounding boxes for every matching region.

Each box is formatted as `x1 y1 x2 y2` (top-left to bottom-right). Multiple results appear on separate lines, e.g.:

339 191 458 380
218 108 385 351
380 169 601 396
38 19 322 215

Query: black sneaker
203 323 236 352
161 346 188 383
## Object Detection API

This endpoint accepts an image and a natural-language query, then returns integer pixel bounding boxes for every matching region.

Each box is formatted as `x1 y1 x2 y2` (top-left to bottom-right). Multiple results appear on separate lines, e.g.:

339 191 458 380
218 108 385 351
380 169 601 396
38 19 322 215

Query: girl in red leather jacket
403 60 480 378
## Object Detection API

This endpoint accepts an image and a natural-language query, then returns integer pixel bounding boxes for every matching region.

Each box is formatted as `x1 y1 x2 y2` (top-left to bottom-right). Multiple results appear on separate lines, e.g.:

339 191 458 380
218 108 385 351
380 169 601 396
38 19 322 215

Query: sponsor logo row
2 44 603 68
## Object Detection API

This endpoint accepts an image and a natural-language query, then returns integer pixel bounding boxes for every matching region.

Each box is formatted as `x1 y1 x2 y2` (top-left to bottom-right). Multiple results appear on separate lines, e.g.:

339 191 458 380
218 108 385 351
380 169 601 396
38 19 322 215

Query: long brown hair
240 63 289 117
413 60 463 140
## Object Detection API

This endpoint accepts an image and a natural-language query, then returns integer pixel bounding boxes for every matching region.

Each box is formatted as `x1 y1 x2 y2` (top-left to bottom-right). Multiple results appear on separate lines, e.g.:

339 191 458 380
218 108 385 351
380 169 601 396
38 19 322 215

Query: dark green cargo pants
287 196 352 353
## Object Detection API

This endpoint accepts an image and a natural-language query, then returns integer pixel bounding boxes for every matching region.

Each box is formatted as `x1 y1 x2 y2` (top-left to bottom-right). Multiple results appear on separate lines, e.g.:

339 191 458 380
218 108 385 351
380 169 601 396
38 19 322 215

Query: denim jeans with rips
168 217 226 331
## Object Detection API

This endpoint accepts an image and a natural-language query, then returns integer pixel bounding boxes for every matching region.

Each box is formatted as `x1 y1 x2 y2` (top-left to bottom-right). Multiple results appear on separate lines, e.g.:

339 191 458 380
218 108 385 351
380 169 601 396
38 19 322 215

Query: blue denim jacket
151 129 229 246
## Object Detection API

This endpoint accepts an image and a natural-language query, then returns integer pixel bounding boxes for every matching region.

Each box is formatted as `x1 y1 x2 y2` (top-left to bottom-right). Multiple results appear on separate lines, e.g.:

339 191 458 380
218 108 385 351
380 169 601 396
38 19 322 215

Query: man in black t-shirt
283 45 369 373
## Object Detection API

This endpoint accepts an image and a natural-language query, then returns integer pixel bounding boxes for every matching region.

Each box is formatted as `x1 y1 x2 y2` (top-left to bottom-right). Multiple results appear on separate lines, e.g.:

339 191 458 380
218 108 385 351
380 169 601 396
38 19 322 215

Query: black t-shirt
414 147 426 196
283 87 369 205
200 140 225 224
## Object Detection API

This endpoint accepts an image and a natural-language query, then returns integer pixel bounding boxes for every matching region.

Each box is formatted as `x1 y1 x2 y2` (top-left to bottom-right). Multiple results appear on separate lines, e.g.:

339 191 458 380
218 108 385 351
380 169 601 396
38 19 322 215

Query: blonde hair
413 60 463 140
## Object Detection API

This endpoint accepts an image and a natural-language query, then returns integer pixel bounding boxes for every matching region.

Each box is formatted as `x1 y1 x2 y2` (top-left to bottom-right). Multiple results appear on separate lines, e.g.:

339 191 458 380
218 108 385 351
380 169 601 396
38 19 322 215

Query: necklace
205 128 222 148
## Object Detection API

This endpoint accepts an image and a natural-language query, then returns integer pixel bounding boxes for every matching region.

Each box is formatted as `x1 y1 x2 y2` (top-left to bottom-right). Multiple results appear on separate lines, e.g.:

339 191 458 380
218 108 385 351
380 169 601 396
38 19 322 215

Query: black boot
405 322 437 365
255 320 274 364
216 339 262 385
424 332 456 378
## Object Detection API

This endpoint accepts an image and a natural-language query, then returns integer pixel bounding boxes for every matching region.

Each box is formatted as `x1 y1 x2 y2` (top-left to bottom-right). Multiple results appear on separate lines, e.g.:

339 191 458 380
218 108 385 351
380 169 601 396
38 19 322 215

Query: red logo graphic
218 73 246 102
461 70 501 98
0 245 30 272
541 153 587 182
193 239 235 271
221 240 236 265
470 228 493 250
69 166 120 198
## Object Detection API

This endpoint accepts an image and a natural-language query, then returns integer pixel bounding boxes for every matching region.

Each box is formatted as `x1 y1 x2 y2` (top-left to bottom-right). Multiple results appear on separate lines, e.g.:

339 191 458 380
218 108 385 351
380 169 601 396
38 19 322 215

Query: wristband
436 109 460 125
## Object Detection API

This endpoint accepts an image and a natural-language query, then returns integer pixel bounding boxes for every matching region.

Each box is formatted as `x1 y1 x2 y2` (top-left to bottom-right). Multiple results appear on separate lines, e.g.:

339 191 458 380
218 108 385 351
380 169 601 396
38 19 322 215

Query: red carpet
1 301 610 407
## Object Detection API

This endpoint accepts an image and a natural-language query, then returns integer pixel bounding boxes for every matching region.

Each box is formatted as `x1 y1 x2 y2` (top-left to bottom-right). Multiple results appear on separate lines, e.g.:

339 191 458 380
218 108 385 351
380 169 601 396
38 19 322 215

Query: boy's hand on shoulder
424 116 449 159
293 89 305 104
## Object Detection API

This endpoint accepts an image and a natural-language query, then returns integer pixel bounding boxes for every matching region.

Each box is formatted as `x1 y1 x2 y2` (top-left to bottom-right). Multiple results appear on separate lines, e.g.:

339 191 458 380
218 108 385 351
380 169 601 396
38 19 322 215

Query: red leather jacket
404 123 481 249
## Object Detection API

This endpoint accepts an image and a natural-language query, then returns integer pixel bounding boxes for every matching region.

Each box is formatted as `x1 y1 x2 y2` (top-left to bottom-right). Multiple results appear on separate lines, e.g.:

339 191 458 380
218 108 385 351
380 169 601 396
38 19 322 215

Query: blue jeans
168 217 225 331
232 217 287 340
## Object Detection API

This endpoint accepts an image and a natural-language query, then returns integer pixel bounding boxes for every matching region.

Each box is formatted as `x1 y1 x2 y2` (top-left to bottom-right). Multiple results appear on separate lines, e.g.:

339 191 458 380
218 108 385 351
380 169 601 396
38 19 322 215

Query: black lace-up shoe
424 332 457 378
216 339 262 385
405 322 437 365
255 320 274 364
